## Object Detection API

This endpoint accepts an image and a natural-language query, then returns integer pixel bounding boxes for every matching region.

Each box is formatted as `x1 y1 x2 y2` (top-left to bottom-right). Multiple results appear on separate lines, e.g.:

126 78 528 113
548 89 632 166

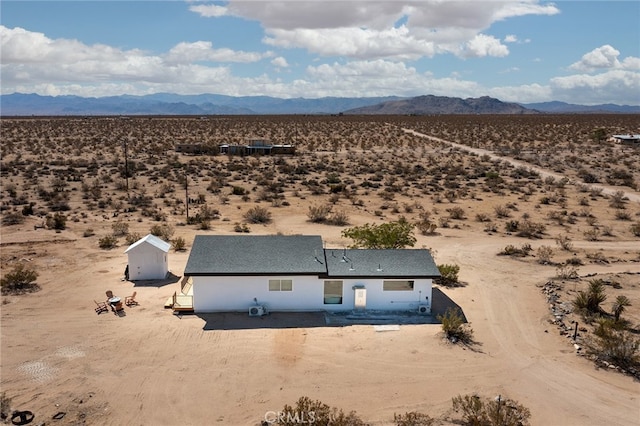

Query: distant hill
344 95 536 115
1 92 638 116
0 93 404 116
520 101 640 113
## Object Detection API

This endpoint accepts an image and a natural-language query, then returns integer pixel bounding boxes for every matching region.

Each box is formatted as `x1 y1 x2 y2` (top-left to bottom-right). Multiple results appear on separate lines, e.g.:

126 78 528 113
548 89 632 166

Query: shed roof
184 235 327 276
324 249 440 278
124 234 171 254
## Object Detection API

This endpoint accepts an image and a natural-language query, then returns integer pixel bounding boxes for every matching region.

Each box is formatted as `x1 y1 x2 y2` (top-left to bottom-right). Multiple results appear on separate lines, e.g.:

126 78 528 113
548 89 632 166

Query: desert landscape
1 114 639 425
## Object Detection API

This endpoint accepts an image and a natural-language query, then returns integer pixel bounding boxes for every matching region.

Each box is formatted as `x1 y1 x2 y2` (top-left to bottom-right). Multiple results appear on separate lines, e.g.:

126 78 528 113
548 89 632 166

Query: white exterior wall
127 244 168 280
191 275 432 313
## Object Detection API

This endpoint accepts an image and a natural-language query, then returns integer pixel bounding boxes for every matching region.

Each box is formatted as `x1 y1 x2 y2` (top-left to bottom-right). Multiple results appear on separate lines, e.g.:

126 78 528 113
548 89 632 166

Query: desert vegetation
1 114 638 424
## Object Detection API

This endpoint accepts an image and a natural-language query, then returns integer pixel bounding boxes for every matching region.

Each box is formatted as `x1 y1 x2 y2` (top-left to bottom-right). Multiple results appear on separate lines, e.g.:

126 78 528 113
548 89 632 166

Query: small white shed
124 234 171 280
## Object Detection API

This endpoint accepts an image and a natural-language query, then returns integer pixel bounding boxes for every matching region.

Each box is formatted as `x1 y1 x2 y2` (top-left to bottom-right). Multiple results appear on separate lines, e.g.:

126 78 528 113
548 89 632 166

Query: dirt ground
1 117 639 425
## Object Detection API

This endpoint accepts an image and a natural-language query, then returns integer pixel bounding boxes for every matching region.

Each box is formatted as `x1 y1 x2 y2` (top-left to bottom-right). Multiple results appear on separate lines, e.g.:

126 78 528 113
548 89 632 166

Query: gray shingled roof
184 235 327 276
324 249 440 278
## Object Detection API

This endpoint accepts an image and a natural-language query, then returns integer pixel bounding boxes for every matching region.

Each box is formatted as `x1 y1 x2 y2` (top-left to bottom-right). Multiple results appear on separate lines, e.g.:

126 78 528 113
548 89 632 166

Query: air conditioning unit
249 305 266 317
417 304 430 315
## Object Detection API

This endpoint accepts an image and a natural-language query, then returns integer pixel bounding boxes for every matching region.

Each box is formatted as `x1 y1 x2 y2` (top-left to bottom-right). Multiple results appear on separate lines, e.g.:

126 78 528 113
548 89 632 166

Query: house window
269 279 293 291
323 280 343 304
383 280 414 291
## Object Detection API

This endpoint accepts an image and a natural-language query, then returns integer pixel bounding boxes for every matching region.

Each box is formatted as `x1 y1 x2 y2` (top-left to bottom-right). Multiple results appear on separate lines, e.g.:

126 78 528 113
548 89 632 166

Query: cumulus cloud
188 4 228 18
165 41 269 63
192 0 559 60
271 56 289 68
550 69 640 104
570 44 640 72
0 25 270 95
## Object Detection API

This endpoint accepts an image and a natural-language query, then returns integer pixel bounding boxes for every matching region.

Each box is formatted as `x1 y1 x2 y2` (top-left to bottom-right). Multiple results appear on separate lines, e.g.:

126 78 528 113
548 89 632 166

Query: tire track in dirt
402 128 640 203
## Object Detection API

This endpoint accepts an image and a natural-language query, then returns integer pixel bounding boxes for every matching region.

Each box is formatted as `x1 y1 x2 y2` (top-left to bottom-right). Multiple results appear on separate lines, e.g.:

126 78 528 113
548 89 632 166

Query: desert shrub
45 212 67 230
555 234 573 251
307 204 332 223
150 224 174 242
233 222 250 233
98 235 118 250
516 220 546 239
451 394 531 426
0 263 39 295
416 214 438 235
111 220 129 237
565 256 583 266
475 212 491 222
327 210 350 226
231 186 246 196
393 411 434 426
342 218 416 249
583 228 600 241
2 212 25 226
0 392 12 421
125 232 142 245
494 204 511 218
556 264 579 280
83 228 95 237
498 243 532 257
448 206 466 220
244 206 272 224
588 319 639 370
436 264 460 287
275 396 366 426
573 279 607 318
504 220 519 233
630 222 640 237
536 245 554 264
172 236 187 252
615 210 631 221
608 190 626 209
438 307 473 344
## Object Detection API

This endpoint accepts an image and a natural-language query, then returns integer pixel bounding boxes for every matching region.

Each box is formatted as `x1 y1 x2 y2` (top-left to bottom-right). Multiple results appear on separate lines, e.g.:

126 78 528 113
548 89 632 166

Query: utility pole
184 170 189 221
123 139 130 200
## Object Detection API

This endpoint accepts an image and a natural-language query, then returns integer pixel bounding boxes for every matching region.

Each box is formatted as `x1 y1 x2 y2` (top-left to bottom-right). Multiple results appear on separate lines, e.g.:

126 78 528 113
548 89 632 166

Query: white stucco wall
127 244 168 280
191 275 432 313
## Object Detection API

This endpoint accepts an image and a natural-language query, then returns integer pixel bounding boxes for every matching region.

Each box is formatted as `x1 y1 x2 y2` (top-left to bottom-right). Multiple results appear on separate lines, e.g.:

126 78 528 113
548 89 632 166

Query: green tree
341 217 416 249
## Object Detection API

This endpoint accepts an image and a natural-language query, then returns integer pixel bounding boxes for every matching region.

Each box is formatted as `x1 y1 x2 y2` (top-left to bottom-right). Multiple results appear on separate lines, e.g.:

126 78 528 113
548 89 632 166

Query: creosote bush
451 394 531 426
435 264 460 287
437 307 473 344
172 236 187 251
0 263 40 295
244 206 272 224
275 396 366 426
98 235 118 250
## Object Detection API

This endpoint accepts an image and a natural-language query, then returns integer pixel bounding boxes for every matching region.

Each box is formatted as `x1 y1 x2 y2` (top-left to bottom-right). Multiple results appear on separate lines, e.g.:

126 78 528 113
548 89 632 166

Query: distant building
219 138 295 156
611 134 640 146
175 144 218 155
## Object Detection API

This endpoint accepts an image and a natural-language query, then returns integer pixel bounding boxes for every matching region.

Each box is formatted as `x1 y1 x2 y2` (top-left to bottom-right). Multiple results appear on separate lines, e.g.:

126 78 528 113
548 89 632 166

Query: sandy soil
2 126 640 425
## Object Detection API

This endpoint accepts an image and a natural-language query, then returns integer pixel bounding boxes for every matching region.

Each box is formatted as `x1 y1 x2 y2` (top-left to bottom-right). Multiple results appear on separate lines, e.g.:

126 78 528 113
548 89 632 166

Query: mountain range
1 92 638 116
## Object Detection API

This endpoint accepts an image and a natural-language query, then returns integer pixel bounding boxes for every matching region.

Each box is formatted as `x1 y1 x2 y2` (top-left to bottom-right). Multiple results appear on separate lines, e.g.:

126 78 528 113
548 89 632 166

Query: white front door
354 286 366 310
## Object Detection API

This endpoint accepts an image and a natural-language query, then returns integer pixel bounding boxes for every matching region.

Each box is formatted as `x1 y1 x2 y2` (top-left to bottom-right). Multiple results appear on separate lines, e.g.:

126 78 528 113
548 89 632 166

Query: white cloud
165 41 268 63
271 56 289 68
504 34 518 43
550 69 640 104
192 1 559 60
462 34 509 58
569 44 640 72
188 4 228 18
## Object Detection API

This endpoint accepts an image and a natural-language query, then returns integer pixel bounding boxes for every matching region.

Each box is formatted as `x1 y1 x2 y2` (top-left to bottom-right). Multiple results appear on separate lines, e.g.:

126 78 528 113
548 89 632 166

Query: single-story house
124 234 171 280
611 134 640 146
183 235 439 314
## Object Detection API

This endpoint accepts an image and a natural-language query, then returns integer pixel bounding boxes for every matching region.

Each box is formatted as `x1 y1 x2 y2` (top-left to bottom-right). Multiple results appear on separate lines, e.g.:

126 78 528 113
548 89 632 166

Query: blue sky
1 1 639 104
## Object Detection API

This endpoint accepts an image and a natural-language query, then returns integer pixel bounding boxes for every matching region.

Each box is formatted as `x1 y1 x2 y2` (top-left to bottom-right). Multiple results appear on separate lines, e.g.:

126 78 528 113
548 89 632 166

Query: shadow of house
197 311 330 330
131 271 181 288
430 286 468 323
